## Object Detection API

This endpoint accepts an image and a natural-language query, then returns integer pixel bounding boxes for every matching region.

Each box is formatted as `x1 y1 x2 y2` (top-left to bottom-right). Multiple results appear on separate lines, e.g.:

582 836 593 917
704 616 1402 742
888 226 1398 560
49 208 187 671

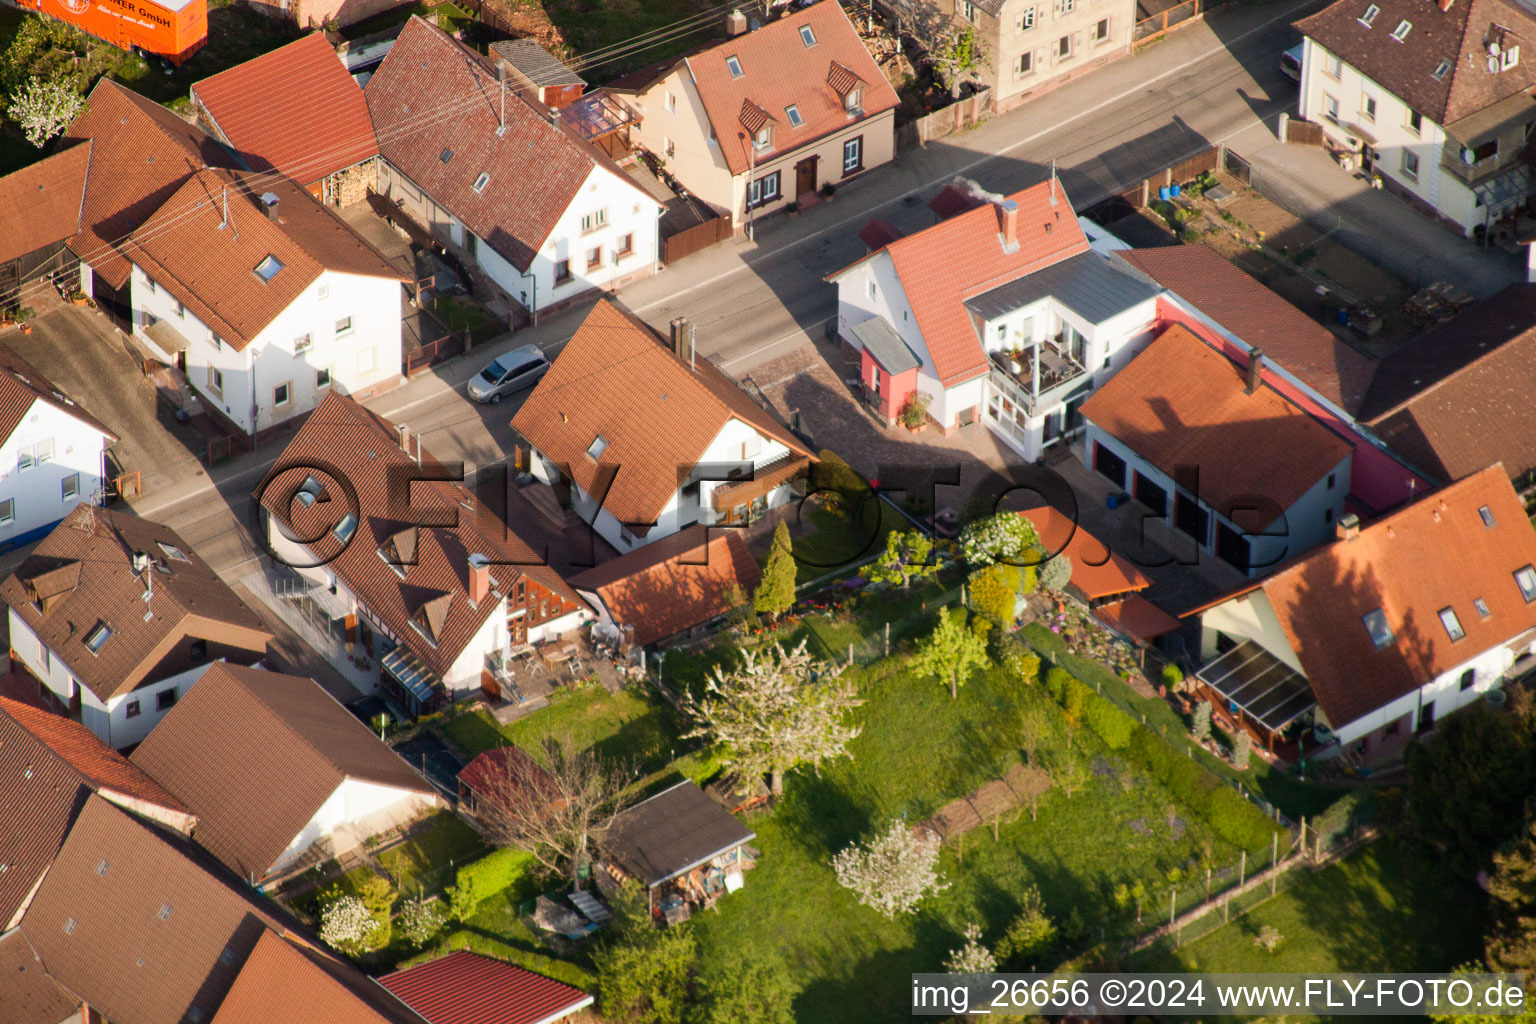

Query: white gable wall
270 776 439 876
0 398 112 547
131 265 402 435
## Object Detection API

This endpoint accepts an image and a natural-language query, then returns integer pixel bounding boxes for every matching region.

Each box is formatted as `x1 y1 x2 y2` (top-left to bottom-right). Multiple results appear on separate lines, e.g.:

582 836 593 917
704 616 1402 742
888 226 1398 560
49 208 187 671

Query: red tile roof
1253 466 1536 728
61 79 237 289
831 179 1091 387
1117 245 1377 415
512 300 811 526
0 505 272 703
379 949 593 1024
457 744 557 806
18 795 292 1024
366 17 649 273
683 2 899 176
260 392 585 681
1093 596 1181 643
1080 324 1353 516
1017 505 1152 601
191 33 378 185
1297 0 1536 126
0 143 89 265
0 930 80 1024
125 167 404 351
130 664 435 881
569 525 760 645
210 928 424 1024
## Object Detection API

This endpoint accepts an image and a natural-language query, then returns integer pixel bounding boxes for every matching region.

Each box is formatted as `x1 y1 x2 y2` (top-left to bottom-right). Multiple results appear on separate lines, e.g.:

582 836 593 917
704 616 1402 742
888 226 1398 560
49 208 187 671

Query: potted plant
898 392 930 432
785 200 800 217
819 182 837 201
17 307 35 334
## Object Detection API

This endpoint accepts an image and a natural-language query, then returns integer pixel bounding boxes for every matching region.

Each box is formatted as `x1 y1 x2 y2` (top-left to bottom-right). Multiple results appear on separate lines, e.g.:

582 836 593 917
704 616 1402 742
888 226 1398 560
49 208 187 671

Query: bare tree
1051 751 1088 800
474 739 634 890
682 640 863 797
1015 764 1052 821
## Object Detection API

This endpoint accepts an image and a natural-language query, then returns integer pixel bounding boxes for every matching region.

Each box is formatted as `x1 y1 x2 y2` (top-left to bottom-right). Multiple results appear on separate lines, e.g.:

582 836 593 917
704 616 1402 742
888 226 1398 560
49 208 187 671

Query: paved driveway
3 306 211 495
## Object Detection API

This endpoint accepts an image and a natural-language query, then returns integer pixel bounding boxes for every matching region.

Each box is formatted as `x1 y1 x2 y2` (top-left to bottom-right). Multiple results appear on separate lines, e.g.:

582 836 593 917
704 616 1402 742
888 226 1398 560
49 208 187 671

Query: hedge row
1041 662 1280 852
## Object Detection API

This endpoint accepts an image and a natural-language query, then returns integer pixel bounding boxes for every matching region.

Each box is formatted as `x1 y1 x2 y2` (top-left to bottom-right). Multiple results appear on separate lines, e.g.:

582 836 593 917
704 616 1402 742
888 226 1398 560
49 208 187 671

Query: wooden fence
405 331 464 377
896 89 991 153
1284 116 1326 146
661 215 731 265
1133 0 1205 42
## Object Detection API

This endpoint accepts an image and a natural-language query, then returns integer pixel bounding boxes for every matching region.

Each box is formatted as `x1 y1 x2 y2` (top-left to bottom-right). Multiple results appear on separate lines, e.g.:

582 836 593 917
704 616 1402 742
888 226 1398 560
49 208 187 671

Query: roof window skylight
1362 608 1394 650
785 104 804 127
254 255 284 283
1360 3 1378 25
1391 19 1411 40
726 55 743 78
440 148 454 163
297 475 324 507
84 621 112 653
799 24 817 46
473 172 491 192
1439 606 1465 641
333 513 358 544
1433 59 1452 79
587 435 609 459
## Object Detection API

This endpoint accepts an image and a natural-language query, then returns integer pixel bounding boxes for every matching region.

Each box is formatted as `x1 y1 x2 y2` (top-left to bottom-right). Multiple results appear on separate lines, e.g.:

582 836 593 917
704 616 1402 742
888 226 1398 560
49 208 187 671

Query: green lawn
377 812 488 896
790 502 905 585
541 0 727 81
1132 839 1483 978
688 658 1246 1024
441 684 685 775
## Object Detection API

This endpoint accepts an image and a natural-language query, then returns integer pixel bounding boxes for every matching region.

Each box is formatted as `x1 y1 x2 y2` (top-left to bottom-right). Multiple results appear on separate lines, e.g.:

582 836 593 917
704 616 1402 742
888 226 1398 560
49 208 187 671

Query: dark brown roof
260 392 585 681
605 780 754 886
130 664 435 880
512 301 811 526
18 795 290 1024
1297 0 1536 125
570 525 760 645
1254 465 1536 727
1363 284 1536 482
210 928 425 1024
61 79 237 289
457 744 557 804
366 17 647 273
0 143 90 265
0 506 272 703
125 167 404 351
1117 245 1377 415
191 33 379 185
0 343 117 444
0 930 80 1024
380 949 593 1024
1080 324 1354 516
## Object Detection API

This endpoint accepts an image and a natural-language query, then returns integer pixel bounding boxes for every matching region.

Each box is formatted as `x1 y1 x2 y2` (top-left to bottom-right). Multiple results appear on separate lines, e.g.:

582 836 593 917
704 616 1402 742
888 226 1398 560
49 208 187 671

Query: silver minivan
467 344 550 404
1281 43 1303 82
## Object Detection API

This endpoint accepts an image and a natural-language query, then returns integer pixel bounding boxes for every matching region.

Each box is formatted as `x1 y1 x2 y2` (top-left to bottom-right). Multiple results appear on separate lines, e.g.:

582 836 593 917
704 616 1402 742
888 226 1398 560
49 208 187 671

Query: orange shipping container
19 0 207 64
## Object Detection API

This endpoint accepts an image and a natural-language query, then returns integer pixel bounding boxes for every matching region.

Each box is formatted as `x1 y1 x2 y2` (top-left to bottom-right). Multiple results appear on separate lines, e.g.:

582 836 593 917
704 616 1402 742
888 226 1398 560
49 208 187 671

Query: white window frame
208 366 223 395
1017 51 1034 75
335 316 353 337
294 333 311 353
1323 93 1340 124
61 473 79 500
1361 94 1376 122
1401 148 1420 181
1018 6 1036 30
274 382 292 408
1324 52 1343 77
843 136 863 174
316 366 332 390
1093 17 1109 41
0 498 13 525
580 209 608 232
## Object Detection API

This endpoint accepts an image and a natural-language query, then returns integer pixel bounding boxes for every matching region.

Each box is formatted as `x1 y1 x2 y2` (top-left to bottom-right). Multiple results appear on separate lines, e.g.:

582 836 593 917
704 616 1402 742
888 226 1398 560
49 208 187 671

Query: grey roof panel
490 39 586 88
964 250 1160 324
605 781 754 886
850 316 921 374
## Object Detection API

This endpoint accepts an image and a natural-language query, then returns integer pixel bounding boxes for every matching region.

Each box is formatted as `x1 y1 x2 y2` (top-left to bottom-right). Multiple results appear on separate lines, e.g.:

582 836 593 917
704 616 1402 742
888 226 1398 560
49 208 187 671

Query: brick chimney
1336 512 1361 541
468 553 492 604
396 422 409 452
1243 348 1263 394
260 192 280 221
997 200 1019 251
727 8 747 35
669 316 690 357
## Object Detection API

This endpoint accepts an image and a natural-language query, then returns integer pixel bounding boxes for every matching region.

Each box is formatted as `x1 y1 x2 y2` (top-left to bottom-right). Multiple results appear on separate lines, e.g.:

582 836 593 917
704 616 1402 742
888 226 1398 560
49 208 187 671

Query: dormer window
1390 19 1410 40
726 55 743 78
1362 607 1394 650
785 104 804 127
1359 3 1378 25
845 88 862 114
297 475 324 507
254 255 283 283
799 24 817 46
754 125 772 149
473 172 491 193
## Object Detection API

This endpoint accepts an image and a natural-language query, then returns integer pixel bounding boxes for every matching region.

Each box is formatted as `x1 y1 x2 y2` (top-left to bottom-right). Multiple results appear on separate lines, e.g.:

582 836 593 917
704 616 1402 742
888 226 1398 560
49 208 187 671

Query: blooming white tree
945 923 998 974
833 820 948 918
1038 553 1073 593
7 80 84 148
319 895 380 954
397 895 446 946
682 640 863 797
960 513 1039 568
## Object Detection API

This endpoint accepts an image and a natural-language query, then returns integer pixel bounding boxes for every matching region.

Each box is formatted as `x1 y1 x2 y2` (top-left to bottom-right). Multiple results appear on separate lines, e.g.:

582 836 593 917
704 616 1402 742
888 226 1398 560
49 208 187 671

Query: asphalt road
1 0 1324 591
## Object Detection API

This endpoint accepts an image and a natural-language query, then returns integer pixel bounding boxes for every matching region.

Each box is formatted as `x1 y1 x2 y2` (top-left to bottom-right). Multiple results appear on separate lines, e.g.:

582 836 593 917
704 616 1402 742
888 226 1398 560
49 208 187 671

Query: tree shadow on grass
776 772 875 860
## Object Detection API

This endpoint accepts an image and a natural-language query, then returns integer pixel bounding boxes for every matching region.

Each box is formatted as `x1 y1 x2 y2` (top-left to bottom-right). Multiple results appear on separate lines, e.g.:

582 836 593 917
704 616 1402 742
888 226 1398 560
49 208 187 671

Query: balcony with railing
987 341 1089 417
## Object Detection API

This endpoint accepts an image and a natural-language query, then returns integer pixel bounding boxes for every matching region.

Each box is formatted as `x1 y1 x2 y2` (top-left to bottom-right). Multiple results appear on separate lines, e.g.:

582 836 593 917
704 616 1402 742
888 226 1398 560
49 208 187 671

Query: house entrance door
795 157 818 198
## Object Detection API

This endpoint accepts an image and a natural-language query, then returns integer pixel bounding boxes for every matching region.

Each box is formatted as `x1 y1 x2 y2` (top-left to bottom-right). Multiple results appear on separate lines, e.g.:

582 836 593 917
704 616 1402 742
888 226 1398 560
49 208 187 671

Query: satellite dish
1490 55 1502 71
1490 40 1501 54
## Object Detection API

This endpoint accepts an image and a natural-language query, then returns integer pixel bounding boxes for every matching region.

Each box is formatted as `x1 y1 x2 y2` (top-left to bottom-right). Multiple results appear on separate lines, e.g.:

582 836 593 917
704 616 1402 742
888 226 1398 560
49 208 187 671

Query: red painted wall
860 348 918 423
1153 298 1431 512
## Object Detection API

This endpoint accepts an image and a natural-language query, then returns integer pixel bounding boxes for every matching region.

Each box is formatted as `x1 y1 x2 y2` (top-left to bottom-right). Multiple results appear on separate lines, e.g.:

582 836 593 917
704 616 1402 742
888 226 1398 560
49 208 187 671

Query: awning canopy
1197 639 1317 734
381 645 440 707
144 320 190 354
711 453 810 511
850 316 920 375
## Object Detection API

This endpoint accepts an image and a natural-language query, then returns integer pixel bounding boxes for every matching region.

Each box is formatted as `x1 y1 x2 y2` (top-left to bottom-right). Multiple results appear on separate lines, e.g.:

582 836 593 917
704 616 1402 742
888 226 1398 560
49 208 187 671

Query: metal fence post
1239 849 1246 889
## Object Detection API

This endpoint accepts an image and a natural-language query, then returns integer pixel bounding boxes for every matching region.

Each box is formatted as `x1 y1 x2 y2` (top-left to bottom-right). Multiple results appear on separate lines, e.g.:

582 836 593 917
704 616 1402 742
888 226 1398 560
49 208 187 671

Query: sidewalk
1230 120 1525 298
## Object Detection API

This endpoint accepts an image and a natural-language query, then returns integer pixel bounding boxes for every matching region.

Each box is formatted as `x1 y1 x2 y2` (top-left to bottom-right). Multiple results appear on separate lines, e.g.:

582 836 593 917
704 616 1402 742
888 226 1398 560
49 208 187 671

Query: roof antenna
218 187 228 230
498 67 508 137
1049 160 1058 206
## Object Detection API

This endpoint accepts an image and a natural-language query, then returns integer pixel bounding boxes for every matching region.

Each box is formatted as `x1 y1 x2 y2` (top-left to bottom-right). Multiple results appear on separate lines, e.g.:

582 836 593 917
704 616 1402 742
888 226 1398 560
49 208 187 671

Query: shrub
1044 667 1072 704
994 886 1056 967
969 566 1016 627
999 638 1041 684
1161 663 1184 690
1206 786 1279 850
1062 678 1091 724
320 895 381 955
448 848 536 918
1190 700 1213 743
1231 730 1252 770
1083 695 1134 750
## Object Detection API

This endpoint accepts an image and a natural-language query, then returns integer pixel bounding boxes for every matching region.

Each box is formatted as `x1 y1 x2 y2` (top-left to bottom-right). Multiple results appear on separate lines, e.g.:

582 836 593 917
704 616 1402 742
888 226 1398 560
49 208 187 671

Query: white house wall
131 265 402 434
1199 591 1304 673
0 398 112 547
270 777 438 875
445 607 507 695
525 166 661 314
1328 640 1523 746
623 65 736 217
